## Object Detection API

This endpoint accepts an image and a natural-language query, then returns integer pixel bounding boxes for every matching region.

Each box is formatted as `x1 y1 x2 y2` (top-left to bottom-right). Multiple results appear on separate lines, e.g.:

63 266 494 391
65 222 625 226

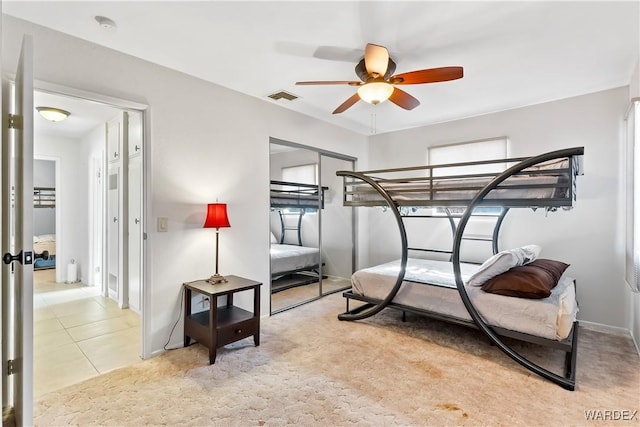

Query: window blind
427 137 509 177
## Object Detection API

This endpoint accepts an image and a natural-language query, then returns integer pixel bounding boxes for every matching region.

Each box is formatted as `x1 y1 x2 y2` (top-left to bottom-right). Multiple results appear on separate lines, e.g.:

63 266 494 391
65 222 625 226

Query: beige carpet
35 292 639 426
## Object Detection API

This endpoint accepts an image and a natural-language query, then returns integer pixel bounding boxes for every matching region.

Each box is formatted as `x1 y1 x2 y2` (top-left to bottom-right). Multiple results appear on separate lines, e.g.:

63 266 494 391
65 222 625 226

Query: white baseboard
579 321 640 356
579 320 631 337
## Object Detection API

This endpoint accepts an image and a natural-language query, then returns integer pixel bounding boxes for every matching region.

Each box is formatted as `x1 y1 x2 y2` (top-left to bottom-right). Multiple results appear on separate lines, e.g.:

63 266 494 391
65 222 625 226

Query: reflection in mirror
270 143 321 313
319 155 354 295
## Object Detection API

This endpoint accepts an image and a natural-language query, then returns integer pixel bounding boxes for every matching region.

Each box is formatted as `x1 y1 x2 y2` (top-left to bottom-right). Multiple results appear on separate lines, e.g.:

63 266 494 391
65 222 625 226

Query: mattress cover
270 244 320 275
350 173 568 203
34 234 56 256
351 258 577 340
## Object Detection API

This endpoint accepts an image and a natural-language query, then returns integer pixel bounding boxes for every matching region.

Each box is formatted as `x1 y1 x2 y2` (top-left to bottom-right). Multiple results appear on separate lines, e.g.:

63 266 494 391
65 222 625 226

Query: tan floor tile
34 329 74 355
57 307 126 329
92 295 119 309
33 307 56 322
34 343 99 398
49 298 105 317
77 327 141 374
66 316 132 342
34 318 64 337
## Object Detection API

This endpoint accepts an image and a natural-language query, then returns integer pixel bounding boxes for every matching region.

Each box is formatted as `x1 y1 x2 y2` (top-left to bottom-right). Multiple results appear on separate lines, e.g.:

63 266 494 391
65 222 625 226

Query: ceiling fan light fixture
357 81 394 105
36 107 71 122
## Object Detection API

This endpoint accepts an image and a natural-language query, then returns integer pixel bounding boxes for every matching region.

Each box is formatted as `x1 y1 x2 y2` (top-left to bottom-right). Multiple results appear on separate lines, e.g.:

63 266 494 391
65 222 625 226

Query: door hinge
7 359 16 375
7 114 23 130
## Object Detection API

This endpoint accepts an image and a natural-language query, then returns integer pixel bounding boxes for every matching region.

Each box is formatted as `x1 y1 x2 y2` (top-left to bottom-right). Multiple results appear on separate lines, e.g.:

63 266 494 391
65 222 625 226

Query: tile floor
33 269 141 398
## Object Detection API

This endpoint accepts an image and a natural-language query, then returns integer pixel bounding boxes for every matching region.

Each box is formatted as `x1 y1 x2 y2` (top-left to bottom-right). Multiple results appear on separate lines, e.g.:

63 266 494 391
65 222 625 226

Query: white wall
2 15 368 356
80 122 107 287
368 87 630 329
33 134 89 283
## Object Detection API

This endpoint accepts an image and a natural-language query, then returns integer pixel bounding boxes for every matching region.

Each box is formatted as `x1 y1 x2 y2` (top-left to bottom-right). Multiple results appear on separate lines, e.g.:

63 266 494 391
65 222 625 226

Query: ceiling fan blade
296 80 361 86
364 43 389 77
390 67 464 85
332 93 361 114
388 87 420 110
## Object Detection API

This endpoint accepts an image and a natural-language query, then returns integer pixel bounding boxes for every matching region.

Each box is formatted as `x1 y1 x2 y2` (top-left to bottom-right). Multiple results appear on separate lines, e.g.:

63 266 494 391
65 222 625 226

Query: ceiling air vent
267 90 299 101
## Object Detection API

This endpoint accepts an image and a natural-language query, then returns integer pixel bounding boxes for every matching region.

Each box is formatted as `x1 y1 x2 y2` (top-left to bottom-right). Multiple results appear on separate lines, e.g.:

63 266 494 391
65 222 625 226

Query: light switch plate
157 217 168 232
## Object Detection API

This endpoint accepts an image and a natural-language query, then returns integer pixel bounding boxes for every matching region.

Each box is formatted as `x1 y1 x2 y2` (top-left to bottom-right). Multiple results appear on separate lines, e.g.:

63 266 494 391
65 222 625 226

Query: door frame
33 80 152 359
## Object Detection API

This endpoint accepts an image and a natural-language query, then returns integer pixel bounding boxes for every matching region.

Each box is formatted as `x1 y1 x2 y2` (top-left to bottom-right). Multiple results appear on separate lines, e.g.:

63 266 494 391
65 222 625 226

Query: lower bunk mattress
351 258 577 341
270 244 320 276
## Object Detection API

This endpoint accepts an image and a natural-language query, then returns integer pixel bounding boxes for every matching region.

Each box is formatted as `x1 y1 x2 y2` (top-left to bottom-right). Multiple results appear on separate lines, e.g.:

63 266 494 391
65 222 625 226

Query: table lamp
203 203 231 283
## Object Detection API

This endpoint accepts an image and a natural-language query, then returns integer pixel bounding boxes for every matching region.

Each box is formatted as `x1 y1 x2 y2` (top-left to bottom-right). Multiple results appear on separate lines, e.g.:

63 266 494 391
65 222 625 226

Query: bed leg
402 311 406 322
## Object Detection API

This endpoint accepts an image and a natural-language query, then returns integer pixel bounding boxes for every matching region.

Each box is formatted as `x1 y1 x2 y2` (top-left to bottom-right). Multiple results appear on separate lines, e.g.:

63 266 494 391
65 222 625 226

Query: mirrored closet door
269 138 355 314
319 154 354 296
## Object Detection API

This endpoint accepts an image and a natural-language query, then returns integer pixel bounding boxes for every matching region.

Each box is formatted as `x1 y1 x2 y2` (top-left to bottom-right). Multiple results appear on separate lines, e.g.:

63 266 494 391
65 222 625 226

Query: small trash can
66 259 78 283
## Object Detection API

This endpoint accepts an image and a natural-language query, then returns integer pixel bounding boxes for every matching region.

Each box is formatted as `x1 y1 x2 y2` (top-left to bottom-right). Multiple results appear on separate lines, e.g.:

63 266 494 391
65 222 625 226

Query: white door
1 35 34 427
107 167 119 301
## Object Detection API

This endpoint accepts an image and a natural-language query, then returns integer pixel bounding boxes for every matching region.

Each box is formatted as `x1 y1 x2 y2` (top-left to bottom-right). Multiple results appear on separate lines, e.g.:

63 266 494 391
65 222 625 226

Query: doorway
31 89 146 398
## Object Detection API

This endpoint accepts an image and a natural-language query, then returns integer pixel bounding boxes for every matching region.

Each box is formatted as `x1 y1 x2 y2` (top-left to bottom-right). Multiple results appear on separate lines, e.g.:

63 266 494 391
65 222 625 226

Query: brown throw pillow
481 259 570 299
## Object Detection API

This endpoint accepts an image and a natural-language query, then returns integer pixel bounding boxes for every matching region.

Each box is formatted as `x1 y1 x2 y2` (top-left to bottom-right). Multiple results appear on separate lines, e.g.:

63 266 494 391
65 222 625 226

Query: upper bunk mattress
351 258 577 341
270 244 320 275
350 173 569 204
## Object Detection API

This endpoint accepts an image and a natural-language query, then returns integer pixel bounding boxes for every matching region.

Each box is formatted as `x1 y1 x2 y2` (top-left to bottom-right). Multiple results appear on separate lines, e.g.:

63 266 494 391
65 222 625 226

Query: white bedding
270 244 320 276
351 258 577 340
33 234 56 255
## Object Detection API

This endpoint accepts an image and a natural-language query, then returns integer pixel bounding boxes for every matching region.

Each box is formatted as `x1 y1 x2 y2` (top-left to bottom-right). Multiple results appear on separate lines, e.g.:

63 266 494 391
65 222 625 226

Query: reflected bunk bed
270 180 327 293
337 147 584 390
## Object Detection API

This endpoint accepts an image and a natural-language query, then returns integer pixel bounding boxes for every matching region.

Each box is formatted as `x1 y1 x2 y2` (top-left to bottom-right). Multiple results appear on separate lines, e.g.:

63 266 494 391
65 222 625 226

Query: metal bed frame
337 147 584 390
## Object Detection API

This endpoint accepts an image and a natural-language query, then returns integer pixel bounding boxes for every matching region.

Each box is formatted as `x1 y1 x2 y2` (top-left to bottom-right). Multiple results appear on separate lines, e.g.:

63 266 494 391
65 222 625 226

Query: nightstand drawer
217 318 258 347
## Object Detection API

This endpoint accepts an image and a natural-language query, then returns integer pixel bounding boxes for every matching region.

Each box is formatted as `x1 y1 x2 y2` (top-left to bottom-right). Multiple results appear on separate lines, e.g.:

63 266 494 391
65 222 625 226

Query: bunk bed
337 147 584 390
270 180 327 293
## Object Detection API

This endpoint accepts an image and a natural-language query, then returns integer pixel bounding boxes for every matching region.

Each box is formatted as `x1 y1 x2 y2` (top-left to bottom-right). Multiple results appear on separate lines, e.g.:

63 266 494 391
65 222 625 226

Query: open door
1 35 35 426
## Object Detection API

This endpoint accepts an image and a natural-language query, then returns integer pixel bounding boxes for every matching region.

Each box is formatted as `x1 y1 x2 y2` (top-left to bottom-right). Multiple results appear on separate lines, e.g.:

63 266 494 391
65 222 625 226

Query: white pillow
467 245 541 287
270 232 278 244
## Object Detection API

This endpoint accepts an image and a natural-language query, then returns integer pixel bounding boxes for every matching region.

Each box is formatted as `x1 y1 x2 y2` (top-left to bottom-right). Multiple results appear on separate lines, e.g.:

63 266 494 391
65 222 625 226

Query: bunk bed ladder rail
278 209 304 246
337 171 409 321
452 146 583 391
402 207 510 259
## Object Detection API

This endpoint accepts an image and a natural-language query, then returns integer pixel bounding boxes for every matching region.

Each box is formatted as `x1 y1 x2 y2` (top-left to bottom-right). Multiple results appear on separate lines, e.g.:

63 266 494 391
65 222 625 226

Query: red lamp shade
203 203 231 229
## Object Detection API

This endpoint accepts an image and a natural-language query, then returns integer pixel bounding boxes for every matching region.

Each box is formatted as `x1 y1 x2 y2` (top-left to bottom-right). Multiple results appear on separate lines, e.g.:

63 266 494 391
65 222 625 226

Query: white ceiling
5 1 640 136
34 91 120 139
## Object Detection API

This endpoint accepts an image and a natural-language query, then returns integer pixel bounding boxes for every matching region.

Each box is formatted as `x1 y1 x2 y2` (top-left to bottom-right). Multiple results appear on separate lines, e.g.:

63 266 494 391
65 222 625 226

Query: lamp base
206 273 228 284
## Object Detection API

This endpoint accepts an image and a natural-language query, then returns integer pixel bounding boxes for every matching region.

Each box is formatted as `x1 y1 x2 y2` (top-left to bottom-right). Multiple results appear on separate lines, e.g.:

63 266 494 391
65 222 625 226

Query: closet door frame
268 137 356 314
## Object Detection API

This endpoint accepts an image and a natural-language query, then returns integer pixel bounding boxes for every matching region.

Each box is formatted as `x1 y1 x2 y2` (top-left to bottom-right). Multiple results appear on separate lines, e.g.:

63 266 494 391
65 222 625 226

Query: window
282 164 317 185
427 137 509 177
427 137 509 215
281 163 318 214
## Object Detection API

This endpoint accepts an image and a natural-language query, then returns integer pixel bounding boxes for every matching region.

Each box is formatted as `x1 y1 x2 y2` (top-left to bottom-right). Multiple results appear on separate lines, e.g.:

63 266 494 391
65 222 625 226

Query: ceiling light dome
36 107 70 122
357 81 394 105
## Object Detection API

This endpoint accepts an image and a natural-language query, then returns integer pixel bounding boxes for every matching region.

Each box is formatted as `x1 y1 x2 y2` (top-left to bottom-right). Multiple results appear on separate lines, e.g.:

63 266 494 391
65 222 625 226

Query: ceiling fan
296 43 463 114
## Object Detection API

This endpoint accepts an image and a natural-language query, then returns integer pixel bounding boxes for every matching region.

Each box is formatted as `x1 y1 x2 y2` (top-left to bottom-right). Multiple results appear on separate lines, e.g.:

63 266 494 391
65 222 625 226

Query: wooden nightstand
183 275 261 364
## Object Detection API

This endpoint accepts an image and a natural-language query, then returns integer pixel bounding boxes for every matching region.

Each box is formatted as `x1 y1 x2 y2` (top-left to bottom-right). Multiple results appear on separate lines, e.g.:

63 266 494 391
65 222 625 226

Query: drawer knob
235 329 242 334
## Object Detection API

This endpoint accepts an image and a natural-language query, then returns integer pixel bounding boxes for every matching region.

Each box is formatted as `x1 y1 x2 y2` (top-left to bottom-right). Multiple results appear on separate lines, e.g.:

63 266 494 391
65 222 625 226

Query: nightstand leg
254 285 260 347
184 287 191 347
209 295 218 364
